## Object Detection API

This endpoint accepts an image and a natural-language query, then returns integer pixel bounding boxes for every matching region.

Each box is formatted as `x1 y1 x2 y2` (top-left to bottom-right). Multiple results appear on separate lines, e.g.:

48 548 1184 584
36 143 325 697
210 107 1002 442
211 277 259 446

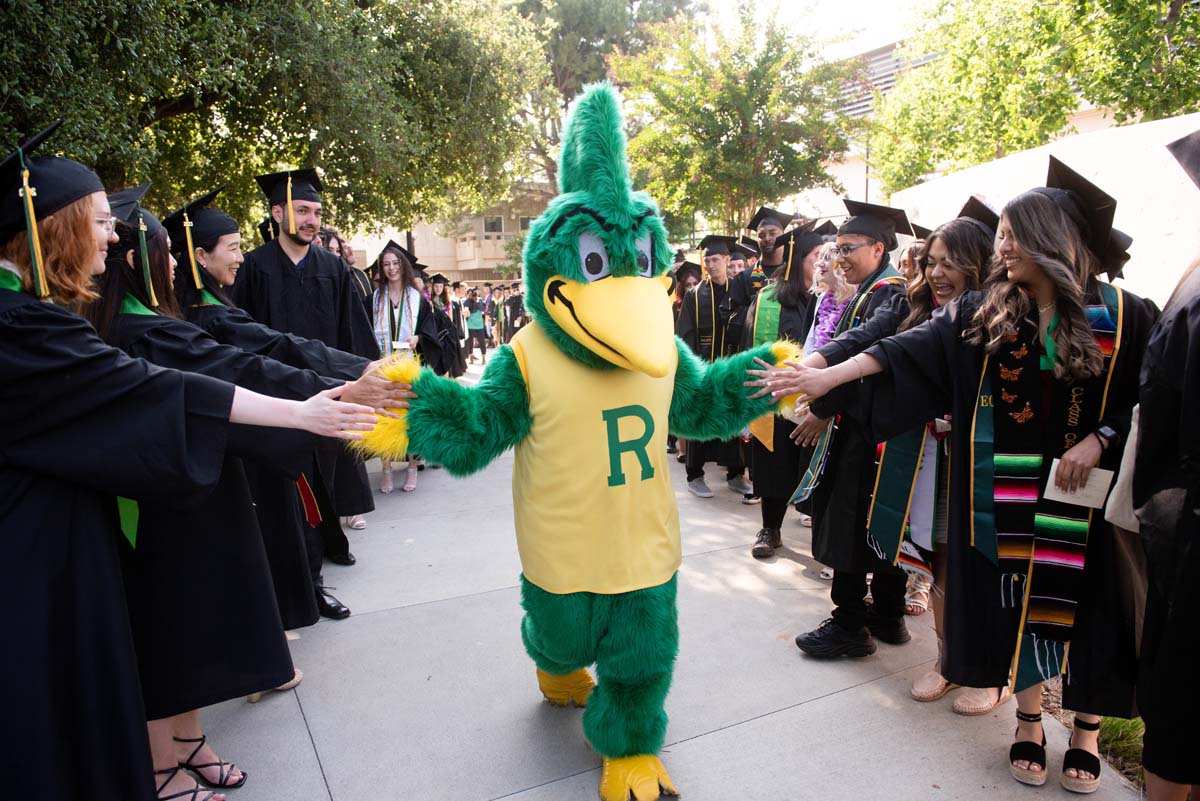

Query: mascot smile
356 83 798 801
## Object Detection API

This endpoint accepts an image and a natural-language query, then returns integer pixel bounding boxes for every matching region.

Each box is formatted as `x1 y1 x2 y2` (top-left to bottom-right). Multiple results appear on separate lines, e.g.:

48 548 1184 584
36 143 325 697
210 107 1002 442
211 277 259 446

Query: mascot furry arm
354 83 796 801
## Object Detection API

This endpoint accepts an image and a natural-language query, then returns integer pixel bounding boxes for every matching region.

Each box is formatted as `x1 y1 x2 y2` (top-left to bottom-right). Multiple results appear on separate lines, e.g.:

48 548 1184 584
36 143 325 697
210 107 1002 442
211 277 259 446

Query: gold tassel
183 211 203 289
782 235 795 283
286 174 296 235
19 165 48 299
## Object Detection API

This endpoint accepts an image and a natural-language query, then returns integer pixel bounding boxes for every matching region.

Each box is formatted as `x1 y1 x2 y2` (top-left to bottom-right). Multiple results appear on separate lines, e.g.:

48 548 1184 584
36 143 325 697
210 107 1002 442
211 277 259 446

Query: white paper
1042 459 1115 509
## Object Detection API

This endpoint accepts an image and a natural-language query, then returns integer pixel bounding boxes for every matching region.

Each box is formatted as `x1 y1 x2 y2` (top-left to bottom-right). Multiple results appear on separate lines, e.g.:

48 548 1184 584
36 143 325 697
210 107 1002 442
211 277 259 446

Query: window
519 216 534 231
483 216 503 233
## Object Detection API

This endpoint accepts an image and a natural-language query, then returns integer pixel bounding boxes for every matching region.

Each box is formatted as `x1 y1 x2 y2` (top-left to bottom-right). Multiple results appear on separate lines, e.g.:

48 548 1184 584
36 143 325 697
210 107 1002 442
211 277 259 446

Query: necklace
1037 300 1054 314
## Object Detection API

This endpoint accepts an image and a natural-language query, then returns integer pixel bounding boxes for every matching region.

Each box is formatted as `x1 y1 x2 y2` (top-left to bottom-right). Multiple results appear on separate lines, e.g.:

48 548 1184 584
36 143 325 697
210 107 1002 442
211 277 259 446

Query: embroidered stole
692 278 729 361
971 284 1124 690
865 424 941 578
748 285 784 449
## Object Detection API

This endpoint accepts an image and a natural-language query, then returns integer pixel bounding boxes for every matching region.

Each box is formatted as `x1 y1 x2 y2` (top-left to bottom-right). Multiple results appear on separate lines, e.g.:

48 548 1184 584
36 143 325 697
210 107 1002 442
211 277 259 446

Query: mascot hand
348 352 424 460
751 341 805 419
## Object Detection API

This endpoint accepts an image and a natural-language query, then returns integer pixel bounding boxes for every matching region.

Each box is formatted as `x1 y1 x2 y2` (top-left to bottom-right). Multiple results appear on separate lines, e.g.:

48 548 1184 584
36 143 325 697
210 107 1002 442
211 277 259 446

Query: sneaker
687 478 714 498
726 475 752 494
795 618 876 659
742 493 761 505
751 527 782 558
865 609 912 645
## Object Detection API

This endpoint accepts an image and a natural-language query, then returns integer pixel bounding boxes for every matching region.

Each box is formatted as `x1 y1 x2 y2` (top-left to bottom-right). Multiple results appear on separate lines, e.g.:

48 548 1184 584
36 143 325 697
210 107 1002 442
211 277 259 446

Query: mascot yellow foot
600 755 679 801
536 667 595 707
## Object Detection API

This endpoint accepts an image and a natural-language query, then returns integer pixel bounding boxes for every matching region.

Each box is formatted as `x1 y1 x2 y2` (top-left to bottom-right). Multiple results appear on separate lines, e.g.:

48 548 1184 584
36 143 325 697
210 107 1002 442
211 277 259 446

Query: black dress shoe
751 527 782 559
795 618 876 658
327 551 357 566
316 589 351 620
865 609 912 645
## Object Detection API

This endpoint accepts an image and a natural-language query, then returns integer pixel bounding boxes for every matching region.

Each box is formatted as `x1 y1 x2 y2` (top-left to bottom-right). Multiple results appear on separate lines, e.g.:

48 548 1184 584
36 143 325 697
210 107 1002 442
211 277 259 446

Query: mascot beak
544 273 676 377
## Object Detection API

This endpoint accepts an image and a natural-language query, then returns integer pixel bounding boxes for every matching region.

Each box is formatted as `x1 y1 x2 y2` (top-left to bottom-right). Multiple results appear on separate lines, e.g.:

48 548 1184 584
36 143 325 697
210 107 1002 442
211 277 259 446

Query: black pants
830 565 907 630
685 439 744 482
467 328 487 355
761 496 789 529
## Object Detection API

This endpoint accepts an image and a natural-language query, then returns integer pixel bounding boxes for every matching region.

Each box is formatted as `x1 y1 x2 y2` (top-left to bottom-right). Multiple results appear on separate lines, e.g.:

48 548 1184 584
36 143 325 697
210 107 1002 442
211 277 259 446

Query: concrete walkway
203 368 1139 801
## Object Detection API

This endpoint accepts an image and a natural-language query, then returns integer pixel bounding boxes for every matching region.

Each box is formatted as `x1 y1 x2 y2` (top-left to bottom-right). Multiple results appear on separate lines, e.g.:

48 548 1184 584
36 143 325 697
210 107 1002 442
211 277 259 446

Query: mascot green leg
520 575 679 758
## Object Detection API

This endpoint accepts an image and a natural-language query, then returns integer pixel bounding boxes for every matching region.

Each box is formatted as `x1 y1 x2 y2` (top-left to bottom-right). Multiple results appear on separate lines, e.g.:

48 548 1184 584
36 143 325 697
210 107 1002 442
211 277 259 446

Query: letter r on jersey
602 405 655 487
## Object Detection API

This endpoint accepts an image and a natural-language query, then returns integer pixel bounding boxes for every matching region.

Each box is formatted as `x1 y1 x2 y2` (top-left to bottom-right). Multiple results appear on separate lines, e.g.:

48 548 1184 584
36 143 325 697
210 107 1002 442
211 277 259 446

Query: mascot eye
635 235 654 277
578 232 611 281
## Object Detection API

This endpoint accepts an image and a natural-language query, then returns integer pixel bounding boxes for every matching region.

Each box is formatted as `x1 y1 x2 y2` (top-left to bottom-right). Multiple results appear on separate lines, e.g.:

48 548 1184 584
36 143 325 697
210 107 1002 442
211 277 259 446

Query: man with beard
504 282 526 342
232 167 381 619
675 235 753 499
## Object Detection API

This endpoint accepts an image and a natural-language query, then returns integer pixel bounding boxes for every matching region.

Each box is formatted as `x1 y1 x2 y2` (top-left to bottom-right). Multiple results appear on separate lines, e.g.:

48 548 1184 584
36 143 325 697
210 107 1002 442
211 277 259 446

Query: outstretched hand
746 357 836 403
300 384 378 440
790 410 828 447
343 372 416 418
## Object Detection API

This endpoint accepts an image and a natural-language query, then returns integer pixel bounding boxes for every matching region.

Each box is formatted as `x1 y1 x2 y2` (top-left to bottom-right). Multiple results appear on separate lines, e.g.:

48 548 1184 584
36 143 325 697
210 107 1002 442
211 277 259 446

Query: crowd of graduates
1 110 1198 801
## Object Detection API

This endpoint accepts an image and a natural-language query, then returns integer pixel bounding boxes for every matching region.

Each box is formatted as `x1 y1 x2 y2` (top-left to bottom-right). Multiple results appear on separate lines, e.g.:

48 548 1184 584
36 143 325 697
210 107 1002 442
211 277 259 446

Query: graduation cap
255 167 322 236
510 282 522 290
910 222 933 240
838 199 913 251
451 280 463 289
957 196 999 237
373 239 416 274
731 239 758 260
1102 227 1133 281
673 260 702 285
699 234 737 257
0 121 105 298
736 235 760 257
813 220 839 238
257 216 277 243
427 272 449 285
162 186 240 290
746 206 790 232
1037 156 1116 266
774 227 826 283
109 183 164 308
1167 128 1200 191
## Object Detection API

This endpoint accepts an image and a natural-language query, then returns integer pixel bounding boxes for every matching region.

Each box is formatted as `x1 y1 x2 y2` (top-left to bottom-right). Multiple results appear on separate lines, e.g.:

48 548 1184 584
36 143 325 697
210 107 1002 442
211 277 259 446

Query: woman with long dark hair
0 127 373 801
757 180 1157 793
83 185 392 801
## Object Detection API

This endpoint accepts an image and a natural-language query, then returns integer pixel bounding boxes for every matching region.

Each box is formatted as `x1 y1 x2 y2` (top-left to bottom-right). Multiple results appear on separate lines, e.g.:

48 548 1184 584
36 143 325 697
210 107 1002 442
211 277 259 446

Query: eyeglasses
835 242 874 258
94 216 117 234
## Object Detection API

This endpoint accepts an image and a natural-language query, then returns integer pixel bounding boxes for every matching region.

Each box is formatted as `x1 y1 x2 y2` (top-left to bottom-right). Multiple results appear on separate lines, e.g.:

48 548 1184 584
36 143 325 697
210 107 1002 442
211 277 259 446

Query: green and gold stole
865 424 941 577
747 285 784 448
692 278 727 361
791 266 906 504
971 283 1124 690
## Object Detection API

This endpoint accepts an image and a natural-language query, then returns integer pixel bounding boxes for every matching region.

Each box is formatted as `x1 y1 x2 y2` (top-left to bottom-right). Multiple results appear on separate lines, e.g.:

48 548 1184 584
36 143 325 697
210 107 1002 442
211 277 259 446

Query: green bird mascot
357 83 799 801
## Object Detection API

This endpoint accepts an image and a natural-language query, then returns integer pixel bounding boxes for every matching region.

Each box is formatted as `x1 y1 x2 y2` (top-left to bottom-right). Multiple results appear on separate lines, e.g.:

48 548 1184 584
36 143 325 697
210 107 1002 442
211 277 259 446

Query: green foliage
498 230 526 277
870 0 1200 195
0 0 548 234
1097 716 1145 787
610 9 862 232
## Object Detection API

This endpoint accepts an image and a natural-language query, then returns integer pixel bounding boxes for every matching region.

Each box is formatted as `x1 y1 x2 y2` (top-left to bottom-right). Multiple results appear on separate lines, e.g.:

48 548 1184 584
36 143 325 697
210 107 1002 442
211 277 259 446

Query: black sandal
154 766 217 801
174 734 248 790
1009 709 1048 786
1061 717 1102 794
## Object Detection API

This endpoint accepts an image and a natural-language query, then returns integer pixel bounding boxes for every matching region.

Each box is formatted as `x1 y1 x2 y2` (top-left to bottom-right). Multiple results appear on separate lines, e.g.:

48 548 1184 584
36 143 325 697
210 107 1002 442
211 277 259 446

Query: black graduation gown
1134 268 1200 769
110 312 342 719
741 287 818 498
233 241 379 518
0 291 233 801
348 263 375 324
431 299 467 377
677 278 743 466
842 287 1156 707
504 294 526 342
185 300 368 629
805 268 907 574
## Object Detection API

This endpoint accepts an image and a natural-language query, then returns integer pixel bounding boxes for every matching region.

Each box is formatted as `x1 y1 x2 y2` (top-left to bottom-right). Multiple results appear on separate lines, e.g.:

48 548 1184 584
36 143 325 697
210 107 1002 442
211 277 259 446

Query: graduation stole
790 264 905 504
864 424 942 577
0 265 22 293
969 283 1124 690
197 288 225 307
748 285 784 449
692 278 728 361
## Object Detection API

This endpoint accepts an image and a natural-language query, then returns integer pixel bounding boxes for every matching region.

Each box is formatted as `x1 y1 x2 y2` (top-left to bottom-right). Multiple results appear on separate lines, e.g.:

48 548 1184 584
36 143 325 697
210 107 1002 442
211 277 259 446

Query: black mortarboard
163 186 240 289
673 248 687 262
428 272 448 285
736 235 760 257
673 261 702 284
1167 128 1200 191
911 223 933 240
373 240 416 273
699 234 736 256
255 167 322 236
0 121 105 297
957 196 999 237
731 240 757 259
1102 227 1132 281
451 280 462 289
510 282 521 290
1038 156 1116 266
258 217 277 243
109 183 164 307
813 220 839 238
746 206 790 232
838 199 913 251
774 227 826 283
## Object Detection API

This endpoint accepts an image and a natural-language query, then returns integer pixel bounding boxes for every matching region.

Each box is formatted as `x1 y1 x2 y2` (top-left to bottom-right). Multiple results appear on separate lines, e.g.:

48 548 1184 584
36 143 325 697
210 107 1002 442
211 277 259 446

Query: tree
0 0 548 233
610 9 864 233
497 231 526 278
516 0 694 189
870 0 1200 196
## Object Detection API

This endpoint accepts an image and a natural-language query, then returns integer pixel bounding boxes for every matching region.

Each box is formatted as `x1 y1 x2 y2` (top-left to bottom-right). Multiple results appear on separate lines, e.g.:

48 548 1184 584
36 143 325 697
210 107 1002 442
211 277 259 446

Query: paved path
204 369 1138 801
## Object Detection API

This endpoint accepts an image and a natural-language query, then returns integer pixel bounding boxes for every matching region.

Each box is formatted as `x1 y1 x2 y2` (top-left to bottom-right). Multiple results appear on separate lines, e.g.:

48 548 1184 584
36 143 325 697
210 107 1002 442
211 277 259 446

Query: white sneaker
687 478 714 498
727 476 752 494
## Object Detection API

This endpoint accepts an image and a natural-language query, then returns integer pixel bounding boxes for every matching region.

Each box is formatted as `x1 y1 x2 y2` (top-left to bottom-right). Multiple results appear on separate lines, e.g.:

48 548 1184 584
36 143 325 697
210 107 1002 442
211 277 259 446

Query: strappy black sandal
1009 709 1048 786
174 734 248 790
154 766 217 801
1061 717 1102 794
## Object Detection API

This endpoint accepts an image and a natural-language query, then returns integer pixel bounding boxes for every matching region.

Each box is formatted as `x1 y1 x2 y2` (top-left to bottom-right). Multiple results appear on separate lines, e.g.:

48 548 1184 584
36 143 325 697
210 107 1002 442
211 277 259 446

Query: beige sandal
401 466 418 492
911 670 957 702
905 586 930 616
953 685 1012 716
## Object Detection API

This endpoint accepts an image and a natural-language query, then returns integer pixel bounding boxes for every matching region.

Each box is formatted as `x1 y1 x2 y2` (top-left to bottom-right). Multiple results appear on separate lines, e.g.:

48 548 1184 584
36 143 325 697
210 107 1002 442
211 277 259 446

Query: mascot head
522 83 675 377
